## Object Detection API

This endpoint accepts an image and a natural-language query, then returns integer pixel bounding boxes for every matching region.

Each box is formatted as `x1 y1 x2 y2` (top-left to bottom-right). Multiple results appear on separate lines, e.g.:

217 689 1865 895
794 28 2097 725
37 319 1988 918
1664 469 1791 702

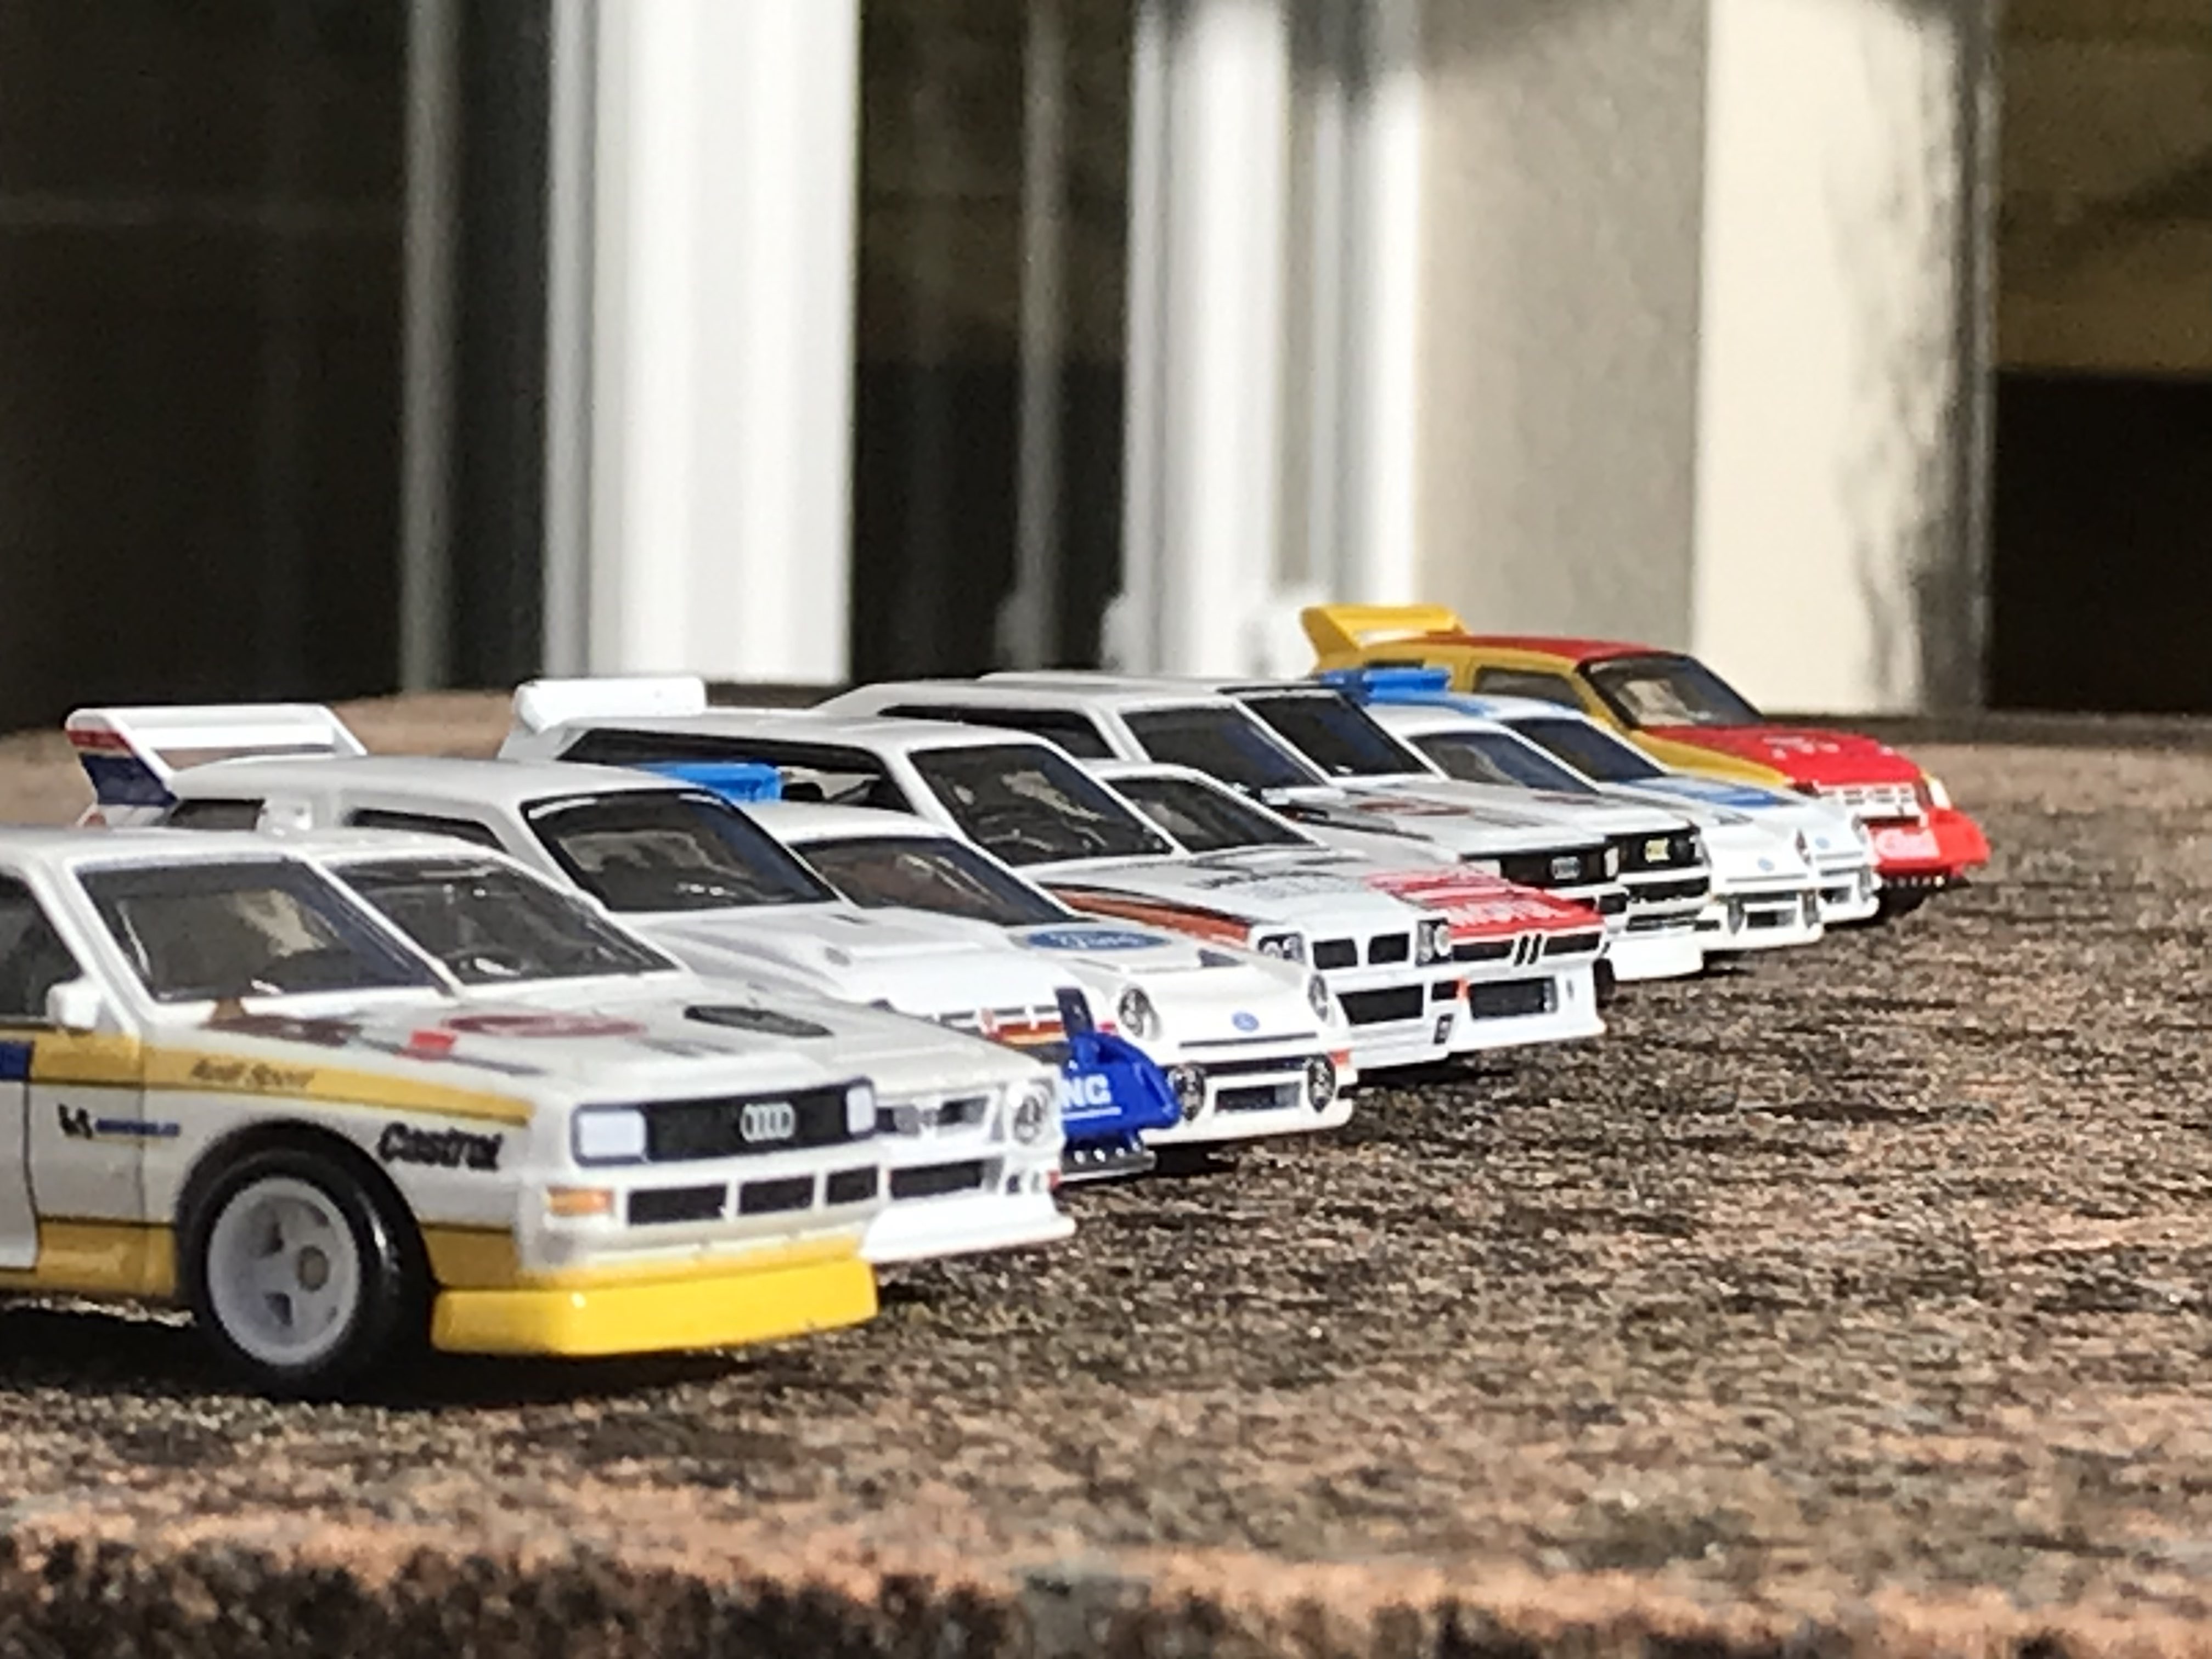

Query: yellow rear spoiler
1300 603 1469 659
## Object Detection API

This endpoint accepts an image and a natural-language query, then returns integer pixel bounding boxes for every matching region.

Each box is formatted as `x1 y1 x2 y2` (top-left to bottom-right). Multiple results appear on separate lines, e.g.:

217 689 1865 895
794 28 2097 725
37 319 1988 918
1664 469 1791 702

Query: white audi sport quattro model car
67 708 1075 1264
817 675 1706 985
1083 762 1607 1054
1346 698 1830 955
500 680 1471 1081
1368 679 1884 930
741 801 1365 1143
0 827 894 1395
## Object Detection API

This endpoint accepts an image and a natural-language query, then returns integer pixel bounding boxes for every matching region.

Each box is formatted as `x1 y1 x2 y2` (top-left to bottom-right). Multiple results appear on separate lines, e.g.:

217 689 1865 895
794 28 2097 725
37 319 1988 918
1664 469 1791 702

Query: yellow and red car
1302 604 1989 915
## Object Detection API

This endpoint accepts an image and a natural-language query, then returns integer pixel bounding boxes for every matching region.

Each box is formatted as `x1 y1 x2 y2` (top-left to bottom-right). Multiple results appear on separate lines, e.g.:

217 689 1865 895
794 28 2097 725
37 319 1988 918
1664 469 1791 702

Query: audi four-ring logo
740 1101 797 1143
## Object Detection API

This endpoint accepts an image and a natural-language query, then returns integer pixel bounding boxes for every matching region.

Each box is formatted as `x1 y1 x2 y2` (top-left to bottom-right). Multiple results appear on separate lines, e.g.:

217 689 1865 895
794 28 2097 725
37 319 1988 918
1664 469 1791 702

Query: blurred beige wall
1408 0 1982 714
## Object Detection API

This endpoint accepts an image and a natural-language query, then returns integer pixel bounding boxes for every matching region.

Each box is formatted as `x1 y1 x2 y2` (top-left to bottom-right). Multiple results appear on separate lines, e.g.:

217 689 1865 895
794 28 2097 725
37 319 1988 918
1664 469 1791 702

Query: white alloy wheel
202 1175 368 1370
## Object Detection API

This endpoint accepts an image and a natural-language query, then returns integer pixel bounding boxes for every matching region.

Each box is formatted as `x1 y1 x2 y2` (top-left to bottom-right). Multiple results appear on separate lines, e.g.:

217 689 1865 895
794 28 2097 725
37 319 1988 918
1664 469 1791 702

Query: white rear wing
507 675 713 746
66 703 366 819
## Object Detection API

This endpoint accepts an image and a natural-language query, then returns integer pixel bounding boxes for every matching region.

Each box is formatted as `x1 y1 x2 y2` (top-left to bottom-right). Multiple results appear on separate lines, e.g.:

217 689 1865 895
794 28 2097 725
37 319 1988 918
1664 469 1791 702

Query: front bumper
1607 921 1704 981
1812 862 1881 926
862 1184 1073 1265
1144 1048 1356 1146
431 1238 876 1358
1334 976 1464 1074
1449 967 1604 1053
1867 806 1990 881
1696 885 1824 952
1060 1134 1158 1182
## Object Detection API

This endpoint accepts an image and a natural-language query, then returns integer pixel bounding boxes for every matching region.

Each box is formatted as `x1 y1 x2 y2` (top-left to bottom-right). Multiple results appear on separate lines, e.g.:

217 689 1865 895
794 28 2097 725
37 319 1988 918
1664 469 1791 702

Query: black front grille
629 1185 726 1226
1497 848 1606 889
1431 980 1458 1002
1595 890 1630 916
641 1085 861 1163
825 1167 879 1206
1312 939 1358 970
1365 933 1410 965
1616 831 1701 873
1629 874 1711 904
1466 979 1556 1020
1543 930 1602 958
1218 1082 1298 1113
1338 986 1425 1026
889 1160 988 1200
1454 939 1513 964
737 1176 816 1215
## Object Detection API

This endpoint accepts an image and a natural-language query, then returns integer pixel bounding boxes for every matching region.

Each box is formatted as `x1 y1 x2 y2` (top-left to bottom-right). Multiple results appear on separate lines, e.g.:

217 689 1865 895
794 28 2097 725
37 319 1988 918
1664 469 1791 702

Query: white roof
0 825 476 873
533 704 1065 760
831 678 1249 717
169 753 677 813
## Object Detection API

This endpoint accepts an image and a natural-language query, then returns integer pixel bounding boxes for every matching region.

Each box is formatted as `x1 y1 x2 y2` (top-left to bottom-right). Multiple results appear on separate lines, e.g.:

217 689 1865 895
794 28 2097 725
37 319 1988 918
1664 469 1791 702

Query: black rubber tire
180 1142 428 1398
1875 888 1935 923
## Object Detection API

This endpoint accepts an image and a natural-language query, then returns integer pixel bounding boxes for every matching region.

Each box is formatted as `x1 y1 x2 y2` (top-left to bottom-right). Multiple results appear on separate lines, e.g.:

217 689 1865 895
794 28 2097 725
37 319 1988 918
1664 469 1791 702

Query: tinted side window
167 798 266 831
345 809 508 851
1470 668 1582 708
0 877 82 1022
880 704 1115 760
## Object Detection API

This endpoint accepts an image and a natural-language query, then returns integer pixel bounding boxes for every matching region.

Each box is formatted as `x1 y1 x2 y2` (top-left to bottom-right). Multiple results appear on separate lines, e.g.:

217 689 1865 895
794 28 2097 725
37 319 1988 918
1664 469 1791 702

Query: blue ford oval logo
1232 1011 1260 1032
1757 858 1774 872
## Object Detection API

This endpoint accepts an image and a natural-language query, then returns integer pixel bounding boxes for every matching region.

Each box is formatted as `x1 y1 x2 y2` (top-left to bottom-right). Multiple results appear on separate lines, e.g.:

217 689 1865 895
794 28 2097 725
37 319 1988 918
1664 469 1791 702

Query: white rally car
744 801 1361 1144
816 676 1707 983
0 826 893 1395
1401 687 1883 929
499 679 1467 1078
1353 699 1829 953
68 708 1073 1267
1084 762 1607 1054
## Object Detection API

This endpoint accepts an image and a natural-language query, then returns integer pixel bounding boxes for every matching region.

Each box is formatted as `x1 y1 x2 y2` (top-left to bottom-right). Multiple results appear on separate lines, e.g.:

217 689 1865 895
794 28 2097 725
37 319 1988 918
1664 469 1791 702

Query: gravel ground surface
3 698 2211 1655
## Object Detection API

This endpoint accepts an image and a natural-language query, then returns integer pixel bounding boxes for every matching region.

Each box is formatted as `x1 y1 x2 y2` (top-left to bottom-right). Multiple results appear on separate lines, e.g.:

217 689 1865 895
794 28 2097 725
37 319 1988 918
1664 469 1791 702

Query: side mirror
45 978 110 1034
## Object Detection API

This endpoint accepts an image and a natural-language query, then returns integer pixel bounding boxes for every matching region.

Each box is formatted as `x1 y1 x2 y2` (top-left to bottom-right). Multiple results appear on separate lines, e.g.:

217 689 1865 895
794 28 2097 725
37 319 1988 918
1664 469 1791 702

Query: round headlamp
1415 917 1452 964
1252 930 1306 963
1306 974 1335 1023
1305 1055 1338 1112
1009 1080 1054 1146
1167 1064 1205 1121
1116 986 1159 1040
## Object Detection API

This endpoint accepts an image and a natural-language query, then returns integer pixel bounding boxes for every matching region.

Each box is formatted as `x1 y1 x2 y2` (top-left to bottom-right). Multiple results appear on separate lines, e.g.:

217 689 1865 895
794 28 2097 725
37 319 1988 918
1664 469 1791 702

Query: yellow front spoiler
430 1245 878 1358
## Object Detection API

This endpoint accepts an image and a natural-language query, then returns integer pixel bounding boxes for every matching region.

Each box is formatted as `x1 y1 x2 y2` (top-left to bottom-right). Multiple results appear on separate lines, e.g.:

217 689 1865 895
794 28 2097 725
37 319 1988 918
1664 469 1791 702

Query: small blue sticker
1022 928 1166 953
0 1041 29 1082
1232 1011 1260 1032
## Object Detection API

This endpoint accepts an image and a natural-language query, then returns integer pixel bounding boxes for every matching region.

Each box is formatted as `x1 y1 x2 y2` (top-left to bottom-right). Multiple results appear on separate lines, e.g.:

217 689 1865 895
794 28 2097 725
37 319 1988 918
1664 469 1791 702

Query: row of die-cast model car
0 604 1987 1393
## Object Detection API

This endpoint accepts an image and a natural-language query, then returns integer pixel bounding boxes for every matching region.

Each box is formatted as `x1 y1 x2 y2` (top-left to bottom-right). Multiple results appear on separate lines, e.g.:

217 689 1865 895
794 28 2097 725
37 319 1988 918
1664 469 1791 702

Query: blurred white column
548 0 859 681
1113 0 1294 675
1691 0 1980 712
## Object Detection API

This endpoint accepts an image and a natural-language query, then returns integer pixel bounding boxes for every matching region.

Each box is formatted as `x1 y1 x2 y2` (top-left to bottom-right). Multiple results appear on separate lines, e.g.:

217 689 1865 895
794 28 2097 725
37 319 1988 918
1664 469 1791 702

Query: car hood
1639 724 1923 786
1035 854 1429 935
1355 776 1689 838
182 983 856 1107
1263 788 1599 858
635 903 1079 1018
1359 867 1602 938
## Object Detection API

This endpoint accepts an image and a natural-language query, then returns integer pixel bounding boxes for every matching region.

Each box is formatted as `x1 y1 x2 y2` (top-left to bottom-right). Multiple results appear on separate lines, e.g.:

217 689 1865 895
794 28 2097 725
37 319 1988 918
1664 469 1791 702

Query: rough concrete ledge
5 1529 2202 1659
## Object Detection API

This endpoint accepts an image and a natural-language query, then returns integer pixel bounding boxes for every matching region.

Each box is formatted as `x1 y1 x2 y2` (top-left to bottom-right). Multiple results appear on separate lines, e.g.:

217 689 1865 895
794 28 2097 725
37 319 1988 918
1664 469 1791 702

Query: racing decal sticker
1019 927 1169 953
1045 888 1252 946
0 1040 29 1082
1364 870 1598 934
443 1012 646 1040
205 1011 550 1079
57 1104 180 1141
377 1122 503 1172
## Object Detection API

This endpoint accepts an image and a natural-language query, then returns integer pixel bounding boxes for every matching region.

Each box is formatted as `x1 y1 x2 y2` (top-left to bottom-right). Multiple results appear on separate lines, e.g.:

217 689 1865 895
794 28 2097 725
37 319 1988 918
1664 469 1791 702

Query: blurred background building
0 0 2203 733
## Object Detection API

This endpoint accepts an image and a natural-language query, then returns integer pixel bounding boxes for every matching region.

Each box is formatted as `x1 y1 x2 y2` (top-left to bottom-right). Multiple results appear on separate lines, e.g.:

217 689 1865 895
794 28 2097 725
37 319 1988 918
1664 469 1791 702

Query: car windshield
1110 774 1311 853
798 836 1071 927
1236 692 1432 780
1122 706 1319 793
1505 715 1668 783
1583 654 1764 728
80 858 438 1003
1413 729 1599 795
527 789 837 913
910 742 1170 866
338 856 674 985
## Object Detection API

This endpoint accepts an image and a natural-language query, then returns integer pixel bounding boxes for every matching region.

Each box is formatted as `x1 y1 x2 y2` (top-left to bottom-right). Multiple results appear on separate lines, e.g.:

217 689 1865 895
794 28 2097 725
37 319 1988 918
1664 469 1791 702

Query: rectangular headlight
573 1106 647 1165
